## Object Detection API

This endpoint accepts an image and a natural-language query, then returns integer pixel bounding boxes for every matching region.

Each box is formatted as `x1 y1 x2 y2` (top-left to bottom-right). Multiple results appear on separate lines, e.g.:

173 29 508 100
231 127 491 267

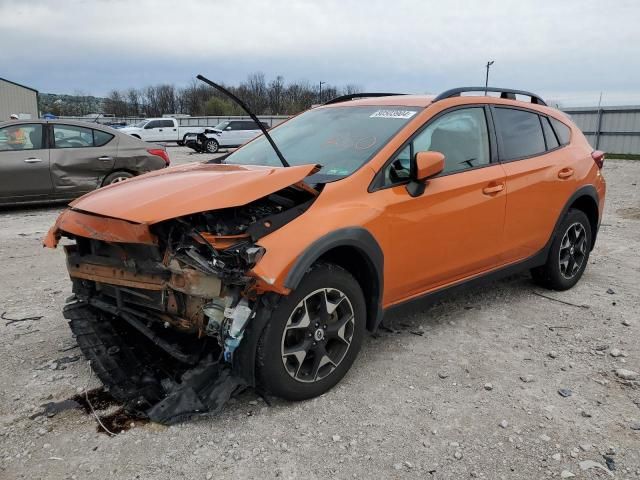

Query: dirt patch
617 206 640 220
1 156 639 479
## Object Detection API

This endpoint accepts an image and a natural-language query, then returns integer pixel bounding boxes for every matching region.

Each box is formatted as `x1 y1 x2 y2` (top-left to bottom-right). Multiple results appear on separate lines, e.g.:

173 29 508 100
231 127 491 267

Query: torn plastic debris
64 300 248 425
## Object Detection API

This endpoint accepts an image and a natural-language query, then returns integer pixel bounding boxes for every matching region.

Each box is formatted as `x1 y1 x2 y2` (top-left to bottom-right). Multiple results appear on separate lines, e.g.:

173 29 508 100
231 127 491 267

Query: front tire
531 208 592 290
205 138 219 153
257 264 366 401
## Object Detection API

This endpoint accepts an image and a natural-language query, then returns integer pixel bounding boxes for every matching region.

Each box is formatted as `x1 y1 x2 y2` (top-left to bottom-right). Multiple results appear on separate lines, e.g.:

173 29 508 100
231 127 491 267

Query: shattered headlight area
59 185 317 424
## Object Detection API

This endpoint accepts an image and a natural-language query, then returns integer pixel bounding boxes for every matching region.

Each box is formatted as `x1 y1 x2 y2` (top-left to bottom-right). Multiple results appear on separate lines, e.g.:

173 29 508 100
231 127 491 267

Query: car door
49 124 117 195
159 119 177 141
492 107 578 262
142 120 163 141
222 121 244 146
0 123 53 202
238 121 260 144
371 106 507 303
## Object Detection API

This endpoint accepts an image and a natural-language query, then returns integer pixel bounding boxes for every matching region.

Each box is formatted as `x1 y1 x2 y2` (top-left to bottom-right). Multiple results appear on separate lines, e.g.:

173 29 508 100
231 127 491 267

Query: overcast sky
1 0 638 106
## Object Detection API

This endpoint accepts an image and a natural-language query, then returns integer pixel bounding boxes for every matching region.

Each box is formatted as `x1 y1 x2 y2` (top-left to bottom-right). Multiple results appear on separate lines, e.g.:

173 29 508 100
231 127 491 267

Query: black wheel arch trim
551 184 600 251
283 227 384 332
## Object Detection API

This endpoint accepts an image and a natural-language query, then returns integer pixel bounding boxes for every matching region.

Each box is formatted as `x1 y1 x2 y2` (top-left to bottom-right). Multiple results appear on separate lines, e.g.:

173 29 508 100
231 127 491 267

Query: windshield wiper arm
196 74 290 168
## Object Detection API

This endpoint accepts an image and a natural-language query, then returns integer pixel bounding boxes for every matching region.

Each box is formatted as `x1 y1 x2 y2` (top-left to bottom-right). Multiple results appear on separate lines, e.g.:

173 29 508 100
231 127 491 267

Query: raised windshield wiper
196 74 290 168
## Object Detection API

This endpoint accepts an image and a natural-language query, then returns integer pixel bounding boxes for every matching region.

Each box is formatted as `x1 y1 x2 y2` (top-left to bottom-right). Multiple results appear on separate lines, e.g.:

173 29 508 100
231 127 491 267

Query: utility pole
319 81 326 104
485 61 494 94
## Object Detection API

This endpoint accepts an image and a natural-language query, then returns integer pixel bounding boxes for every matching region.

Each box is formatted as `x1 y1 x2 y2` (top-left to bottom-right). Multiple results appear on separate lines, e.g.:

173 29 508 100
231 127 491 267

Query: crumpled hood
69 162 317 224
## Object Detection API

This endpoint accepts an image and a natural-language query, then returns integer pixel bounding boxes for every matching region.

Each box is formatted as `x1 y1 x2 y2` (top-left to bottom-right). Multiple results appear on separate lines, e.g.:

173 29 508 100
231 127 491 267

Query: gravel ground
0 149 639 479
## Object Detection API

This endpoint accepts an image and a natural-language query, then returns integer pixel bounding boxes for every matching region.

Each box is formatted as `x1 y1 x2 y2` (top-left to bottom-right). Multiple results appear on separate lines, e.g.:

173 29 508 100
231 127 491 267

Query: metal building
563 106 640 155
0 77 39 120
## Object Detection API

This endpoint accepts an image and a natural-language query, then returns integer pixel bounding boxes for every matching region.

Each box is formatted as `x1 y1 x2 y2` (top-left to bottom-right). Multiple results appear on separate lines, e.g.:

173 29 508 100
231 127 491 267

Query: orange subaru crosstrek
45 87 606 423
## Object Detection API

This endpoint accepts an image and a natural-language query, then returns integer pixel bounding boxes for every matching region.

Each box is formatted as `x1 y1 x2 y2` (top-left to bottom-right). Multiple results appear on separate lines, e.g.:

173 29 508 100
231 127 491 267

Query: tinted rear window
494 108 546 160
550 117 571 145
541 117 560 150
93 129 114 147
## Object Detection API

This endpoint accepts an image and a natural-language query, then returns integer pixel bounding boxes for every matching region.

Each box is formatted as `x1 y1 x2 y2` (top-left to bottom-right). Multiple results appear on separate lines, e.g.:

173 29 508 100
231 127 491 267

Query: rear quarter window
549 117 571 145
93 129 114 147
494 107 546 160
541 117 560 150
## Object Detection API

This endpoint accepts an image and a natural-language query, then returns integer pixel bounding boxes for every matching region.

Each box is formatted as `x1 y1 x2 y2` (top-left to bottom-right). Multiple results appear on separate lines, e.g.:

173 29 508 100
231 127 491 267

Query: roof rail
324 92 407 106
433 87 547 106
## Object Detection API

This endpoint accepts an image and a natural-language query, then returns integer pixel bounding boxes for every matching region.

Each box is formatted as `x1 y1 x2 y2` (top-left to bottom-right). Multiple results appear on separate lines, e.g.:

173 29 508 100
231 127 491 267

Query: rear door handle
482 183 504 195
558 168 574 179
98 156 113 161
23 157 43 163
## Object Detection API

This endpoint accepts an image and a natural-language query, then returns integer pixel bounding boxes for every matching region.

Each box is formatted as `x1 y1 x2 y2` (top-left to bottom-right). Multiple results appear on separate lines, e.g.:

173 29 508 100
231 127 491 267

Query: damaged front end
47 181 317 424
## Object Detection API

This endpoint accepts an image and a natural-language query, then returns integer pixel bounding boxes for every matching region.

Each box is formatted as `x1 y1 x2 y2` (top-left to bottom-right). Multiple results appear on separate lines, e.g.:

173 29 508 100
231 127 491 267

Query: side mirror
415 151 444 181
225 126 232 131
406 151 445 197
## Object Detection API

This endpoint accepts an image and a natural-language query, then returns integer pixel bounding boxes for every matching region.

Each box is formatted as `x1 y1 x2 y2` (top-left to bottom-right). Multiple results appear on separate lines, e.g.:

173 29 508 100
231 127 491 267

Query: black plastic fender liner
147 361 245 424
553 185 600 250
233 293 281 389
283 227 384 331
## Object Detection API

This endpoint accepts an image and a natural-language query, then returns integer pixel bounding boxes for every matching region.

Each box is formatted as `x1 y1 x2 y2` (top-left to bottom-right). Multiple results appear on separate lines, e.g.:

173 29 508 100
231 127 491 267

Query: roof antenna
196 74 290 168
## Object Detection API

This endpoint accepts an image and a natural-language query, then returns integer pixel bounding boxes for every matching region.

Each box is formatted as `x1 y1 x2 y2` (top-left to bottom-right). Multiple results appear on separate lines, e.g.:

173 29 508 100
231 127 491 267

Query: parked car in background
119 117 207 144
0 119 169 206
184 119 270 153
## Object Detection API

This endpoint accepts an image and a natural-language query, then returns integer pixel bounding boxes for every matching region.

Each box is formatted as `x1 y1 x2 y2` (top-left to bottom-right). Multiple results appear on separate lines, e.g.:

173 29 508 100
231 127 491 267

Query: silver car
184 120 269 153
0 119 170 206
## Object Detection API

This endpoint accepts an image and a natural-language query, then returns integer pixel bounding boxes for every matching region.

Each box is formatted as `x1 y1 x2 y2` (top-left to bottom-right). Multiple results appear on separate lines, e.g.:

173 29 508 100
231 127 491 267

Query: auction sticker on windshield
370 110 417 119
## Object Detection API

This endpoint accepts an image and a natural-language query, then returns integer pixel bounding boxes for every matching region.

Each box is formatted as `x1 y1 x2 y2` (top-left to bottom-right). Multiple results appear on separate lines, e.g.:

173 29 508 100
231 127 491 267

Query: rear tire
177 134 189 146
257 264 366 401
103 171 134 186
531 209 592 290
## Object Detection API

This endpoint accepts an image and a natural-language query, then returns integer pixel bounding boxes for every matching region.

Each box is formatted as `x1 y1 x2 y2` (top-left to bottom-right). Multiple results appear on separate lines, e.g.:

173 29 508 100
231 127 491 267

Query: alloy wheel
281 288 355 383
110 176 129 184
558 222 588 279
206 140 219 153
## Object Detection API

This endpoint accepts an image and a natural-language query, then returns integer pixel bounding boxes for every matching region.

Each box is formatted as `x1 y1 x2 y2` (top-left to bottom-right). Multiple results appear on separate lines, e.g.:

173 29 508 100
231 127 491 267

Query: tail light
591 150 605 169
147 148 170 166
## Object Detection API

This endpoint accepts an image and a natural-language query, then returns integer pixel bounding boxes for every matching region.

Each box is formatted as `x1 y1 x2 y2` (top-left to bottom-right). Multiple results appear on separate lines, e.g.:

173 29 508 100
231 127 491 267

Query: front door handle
482 183 504 195
98 156 113 161
23 157 43 163
558 168 574 179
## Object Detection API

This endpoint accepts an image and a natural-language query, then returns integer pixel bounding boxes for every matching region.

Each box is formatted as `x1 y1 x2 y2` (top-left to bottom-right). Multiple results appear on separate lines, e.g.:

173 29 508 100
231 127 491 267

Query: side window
541 117 560 150
549 117 571 145
227 122 241 130
93 129 114 147
494 108 546 160
145 120 161 129
53 125 94 149
161 120 175 128
416 108 490 174
383 107 490 185
0 124 43 151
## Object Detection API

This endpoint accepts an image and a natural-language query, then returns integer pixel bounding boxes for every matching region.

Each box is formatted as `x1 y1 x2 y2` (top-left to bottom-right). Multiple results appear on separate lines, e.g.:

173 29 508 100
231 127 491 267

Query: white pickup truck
119 118 207 144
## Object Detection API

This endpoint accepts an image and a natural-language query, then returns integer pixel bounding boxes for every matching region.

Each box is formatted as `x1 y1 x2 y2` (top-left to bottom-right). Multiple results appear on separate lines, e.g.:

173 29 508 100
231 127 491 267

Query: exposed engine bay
58 183 317 424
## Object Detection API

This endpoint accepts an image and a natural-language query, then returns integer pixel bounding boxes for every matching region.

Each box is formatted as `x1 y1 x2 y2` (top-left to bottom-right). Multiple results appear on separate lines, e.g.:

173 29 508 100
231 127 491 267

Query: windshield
213 121 229 130
224 106 421 180
133 120 148 128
